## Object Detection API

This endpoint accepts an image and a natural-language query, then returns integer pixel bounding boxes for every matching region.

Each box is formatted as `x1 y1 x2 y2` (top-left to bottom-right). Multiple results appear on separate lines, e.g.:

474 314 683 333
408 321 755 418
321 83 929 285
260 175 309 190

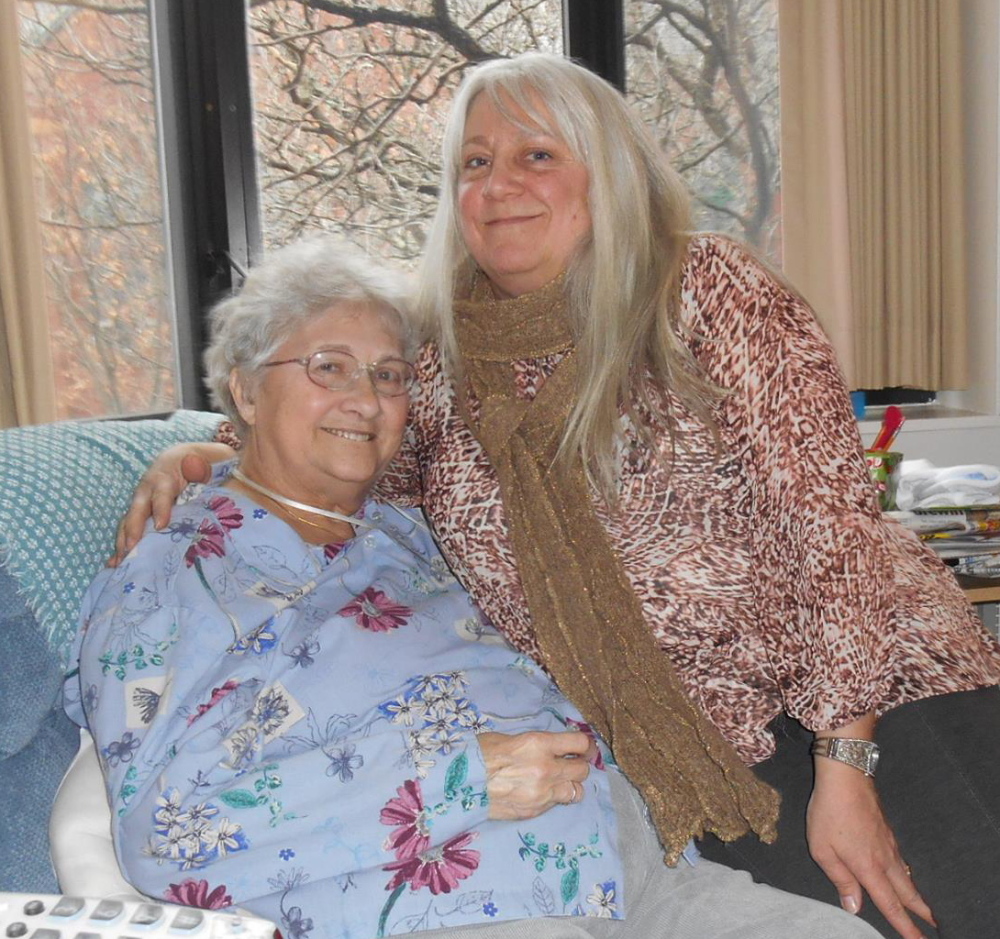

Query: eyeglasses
262 349 417 397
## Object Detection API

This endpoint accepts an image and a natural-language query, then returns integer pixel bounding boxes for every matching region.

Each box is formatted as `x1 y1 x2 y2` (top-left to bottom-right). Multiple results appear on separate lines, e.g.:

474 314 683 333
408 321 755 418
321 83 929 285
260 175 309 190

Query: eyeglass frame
261 348 418 398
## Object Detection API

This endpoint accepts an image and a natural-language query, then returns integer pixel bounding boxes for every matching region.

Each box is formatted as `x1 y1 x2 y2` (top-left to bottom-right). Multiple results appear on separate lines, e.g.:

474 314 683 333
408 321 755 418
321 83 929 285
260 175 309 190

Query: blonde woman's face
457 92 592 299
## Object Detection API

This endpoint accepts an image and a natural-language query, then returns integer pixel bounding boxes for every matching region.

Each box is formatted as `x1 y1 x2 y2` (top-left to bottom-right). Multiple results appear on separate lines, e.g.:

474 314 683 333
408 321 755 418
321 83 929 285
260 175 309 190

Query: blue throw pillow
0 559 80 892
0 707 80 892
0 567 63 759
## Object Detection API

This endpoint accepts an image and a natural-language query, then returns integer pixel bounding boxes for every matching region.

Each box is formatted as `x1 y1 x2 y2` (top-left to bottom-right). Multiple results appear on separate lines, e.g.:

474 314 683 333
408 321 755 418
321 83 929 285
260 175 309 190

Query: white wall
859 413 1000 466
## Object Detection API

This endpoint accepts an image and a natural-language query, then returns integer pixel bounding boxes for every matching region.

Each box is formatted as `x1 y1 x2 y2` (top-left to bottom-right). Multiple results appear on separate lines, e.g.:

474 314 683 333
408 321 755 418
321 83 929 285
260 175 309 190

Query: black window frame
156 0 624 410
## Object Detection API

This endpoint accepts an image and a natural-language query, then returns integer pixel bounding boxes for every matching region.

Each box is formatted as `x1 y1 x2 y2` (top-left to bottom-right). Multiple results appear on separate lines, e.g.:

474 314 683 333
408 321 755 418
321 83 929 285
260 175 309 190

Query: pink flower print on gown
339 586 413 632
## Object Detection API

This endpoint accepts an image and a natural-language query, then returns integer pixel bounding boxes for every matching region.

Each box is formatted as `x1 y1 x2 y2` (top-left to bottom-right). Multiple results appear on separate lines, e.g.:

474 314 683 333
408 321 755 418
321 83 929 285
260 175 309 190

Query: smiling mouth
324 428 375 442
486 214 539 226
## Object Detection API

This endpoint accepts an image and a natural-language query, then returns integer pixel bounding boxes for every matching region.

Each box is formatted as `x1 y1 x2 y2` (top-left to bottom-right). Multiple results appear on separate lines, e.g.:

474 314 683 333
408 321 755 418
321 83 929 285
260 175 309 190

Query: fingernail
841 896 860 915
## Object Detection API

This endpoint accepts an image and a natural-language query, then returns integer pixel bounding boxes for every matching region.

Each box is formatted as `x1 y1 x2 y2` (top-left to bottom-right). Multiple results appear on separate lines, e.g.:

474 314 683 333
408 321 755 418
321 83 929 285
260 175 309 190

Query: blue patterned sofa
0 411 224 891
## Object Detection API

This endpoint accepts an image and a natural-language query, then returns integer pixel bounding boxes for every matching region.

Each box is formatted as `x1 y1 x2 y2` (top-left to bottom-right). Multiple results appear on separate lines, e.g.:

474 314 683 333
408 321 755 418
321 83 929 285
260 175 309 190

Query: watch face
835 739 879 775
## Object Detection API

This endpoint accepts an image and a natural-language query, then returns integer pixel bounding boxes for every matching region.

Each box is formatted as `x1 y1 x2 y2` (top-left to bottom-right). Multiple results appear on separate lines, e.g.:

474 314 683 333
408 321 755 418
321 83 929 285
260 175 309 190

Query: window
248 1 563 261
244 1 779 263
12 1 781 419
17 0 179 419
624 0 780 258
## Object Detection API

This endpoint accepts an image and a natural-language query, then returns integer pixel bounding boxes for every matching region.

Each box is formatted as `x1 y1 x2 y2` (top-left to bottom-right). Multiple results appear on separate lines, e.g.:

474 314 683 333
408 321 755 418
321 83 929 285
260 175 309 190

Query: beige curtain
779 0 966 391
0 0 56 428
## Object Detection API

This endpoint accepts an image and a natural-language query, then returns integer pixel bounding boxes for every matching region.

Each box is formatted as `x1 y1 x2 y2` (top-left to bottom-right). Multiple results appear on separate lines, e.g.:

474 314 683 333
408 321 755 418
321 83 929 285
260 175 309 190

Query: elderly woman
117 54 1000 939
67 237 881 939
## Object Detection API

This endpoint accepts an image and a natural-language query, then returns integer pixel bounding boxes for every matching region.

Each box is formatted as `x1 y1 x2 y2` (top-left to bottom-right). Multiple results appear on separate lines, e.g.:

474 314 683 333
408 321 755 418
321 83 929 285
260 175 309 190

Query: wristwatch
810 737 880 777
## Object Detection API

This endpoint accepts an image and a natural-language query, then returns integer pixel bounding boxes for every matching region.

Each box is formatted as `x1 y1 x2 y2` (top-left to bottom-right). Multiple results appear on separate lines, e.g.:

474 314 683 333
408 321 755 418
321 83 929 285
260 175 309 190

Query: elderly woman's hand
111 443 235 566
478 730 596 821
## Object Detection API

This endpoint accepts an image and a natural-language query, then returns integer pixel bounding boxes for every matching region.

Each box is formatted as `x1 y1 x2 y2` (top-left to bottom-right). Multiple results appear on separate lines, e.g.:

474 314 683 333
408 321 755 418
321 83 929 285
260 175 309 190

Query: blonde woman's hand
110 443 235 566
807 758 935 939
478 730 595 821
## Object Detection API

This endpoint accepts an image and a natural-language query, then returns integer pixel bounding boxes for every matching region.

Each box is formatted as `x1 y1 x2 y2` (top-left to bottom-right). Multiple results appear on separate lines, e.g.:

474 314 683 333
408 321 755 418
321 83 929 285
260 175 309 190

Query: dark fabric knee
696 715 841 908
700 689 1000 938
874 686 1000 939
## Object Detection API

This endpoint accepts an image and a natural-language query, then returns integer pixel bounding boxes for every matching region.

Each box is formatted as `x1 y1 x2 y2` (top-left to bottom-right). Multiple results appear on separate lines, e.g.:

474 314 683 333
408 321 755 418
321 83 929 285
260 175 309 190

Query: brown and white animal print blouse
369 235 1000 764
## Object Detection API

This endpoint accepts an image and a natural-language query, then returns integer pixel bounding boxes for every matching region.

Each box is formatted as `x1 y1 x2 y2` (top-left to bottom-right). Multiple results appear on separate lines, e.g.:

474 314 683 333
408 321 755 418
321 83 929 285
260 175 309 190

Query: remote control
0 893 277 939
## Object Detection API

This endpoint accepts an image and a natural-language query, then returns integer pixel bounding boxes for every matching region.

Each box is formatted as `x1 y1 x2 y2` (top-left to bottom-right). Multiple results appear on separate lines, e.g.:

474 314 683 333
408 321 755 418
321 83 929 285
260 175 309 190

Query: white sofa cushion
49 728 140 899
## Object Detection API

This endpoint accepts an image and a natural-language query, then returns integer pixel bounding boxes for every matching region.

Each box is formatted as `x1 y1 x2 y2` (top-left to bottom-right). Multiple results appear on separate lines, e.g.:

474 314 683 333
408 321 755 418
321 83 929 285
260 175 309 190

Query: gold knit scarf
453 277 779 863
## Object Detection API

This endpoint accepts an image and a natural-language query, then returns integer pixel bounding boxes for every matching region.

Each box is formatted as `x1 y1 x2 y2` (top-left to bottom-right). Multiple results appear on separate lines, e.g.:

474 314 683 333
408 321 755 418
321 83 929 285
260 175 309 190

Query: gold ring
903 864 912 876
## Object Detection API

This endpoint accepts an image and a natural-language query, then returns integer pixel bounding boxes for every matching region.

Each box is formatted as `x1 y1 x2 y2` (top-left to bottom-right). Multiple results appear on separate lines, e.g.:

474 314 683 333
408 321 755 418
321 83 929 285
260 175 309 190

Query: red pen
871 405 905 452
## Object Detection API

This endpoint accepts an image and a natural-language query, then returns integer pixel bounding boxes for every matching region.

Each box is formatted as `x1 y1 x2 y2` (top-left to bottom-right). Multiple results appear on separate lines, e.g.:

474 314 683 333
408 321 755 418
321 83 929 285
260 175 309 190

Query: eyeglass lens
307 350 414 396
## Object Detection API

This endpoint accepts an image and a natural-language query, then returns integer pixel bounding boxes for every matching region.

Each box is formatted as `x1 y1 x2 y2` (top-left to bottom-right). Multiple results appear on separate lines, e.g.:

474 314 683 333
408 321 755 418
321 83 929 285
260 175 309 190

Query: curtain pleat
777 0 856 384
779 0 967 390
0 0 56 427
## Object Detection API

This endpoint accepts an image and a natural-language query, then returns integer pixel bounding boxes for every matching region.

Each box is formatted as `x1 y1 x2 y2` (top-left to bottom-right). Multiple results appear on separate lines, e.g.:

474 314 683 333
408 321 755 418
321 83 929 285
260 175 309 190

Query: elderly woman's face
232 302 410 512
457 92 592 299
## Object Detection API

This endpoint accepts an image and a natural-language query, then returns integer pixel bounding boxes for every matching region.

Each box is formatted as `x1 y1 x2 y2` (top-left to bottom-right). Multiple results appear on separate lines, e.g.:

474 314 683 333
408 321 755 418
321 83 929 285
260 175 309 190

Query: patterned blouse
65 471 625 939
374 234 1000 765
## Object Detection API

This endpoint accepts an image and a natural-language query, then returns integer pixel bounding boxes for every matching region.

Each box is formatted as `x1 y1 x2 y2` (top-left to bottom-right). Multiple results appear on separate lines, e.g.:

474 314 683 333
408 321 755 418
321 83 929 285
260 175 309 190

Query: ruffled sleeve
682 236 1000 731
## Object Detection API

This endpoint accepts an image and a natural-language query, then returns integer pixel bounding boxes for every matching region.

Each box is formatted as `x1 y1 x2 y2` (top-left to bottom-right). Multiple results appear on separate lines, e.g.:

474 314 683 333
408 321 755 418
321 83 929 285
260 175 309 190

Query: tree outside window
17 0 779 419
18 0 176 420
625 0 780 255
248 0 780 260
247 1 564 259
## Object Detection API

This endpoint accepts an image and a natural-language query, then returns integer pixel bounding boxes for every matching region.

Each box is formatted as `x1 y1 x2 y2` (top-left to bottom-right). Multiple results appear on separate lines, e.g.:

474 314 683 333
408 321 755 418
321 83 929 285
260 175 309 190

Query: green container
864 450 903 511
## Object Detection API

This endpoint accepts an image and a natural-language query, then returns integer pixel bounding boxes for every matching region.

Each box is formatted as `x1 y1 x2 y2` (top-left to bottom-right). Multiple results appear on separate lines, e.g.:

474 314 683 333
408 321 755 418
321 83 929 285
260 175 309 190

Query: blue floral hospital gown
65 469 625 939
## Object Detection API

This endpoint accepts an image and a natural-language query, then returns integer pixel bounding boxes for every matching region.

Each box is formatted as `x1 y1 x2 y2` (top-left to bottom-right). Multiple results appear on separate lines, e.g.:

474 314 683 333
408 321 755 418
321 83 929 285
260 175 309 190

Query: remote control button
168 908 204 932
6 923 28 938
87 900 123 924
128 904 164 927
71 932 101 939
49 899 85 919
21 902 44 917
28 929 61 939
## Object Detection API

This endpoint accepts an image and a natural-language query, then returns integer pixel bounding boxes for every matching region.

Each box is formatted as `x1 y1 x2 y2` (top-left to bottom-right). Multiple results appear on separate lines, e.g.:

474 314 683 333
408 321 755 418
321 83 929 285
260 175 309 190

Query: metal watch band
810 737 880 777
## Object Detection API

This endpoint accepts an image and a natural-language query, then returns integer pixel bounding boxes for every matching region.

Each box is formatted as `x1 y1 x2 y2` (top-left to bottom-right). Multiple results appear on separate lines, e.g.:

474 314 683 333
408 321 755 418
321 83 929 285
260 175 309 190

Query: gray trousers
407 769 880 939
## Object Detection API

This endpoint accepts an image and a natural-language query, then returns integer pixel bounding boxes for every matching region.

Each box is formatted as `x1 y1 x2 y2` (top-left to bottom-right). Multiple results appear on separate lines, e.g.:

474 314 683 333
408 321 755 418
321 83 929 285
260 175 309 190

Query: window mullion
150 0 261 411
563 0 626 91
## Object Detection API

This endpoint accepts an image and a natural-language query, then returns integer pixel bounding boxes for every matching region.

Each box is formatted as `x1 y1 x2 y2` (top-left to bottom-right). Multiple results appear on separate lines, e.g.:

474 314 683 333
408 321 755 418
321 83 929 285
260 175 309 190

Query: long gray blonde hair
417 52 720 500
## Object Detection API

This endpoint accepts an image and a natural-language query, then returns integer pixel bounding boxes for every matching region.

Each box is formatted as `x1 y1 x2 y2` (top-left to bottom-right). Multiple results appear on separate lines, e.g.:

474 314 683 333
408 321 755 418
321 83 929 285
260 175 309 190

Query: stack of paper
889 507 1000 576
